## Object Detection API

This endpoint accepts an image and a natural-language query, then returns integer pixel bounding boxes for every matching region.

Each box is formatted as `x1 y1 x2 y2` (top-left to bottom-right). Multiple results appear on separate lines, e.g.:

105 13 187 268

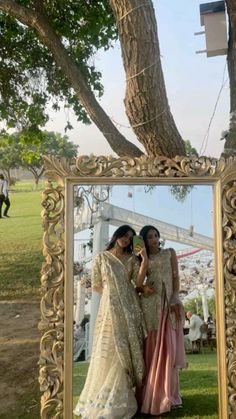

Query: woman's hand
135 246 148 289
170 302 182 320
142 284 156 297
137 246 148 265
93 286 103 294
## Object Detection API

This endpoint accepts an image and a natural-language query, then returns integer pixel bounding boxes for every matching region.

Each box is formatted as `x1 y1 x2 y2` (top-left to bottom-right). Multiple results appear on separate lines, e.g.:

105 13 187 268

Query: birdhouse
195 1 228 57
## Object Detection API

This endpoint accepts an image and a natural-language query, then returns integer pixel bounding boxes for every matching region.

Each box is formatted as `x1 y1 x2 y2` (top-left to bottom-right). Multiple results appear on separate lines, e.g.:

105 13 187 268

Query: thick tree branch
109 0 186 157
32 0 44 13
0 0 143 157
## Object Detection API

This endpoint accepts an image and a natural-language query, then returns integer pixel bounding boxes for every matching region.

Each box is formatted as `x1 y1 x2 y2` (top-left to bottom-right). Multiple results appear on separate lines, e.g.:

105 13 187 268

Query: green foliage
0 130 22 173
169 184 194 203
184 297 203 317
207 296 216 318
0 1 117 130
184 296 215 319
0 129 78 183
19 129 78 164
185 140 198 157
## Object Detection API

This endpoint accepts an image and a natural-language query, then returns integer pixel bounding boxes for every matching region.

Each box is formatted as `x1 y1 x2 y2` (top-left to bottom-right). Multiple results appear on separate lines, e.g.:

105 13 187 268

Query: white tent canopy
74 202 213 250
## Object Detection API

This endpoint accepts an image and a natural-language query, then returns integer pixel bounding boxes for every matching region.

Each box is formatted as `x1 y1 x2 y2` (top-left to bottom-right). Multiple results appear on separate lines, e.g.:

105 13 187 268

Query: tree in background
0 131 22 181
0 1 233 158
19 130 78 186
207 296 216 320
184 297 203 318
0 130 78 186
184 295 215 320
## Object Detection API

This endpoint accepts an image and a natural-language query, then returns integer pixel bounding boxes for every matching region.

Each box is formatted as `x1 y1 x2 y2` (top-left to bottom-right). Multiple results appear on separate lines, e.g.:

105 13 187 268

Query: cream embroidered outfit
74 251 146 419
141 249 176 331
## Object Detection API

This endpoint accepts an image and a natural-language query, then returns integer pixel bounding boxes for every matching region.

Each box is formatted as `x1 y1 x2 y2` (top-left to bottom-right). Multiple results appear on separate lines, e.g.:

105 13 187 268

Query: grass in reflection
73 350 218 418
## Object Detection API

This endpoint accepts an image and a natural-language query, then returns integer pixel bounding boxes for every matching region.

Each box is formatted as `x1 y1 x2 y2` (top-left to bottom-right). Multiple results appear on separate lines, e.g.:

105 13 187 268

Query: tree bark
28 165 44 187
223 0 236 158
0 0 143 157
6 168 11 183
109 0 186 157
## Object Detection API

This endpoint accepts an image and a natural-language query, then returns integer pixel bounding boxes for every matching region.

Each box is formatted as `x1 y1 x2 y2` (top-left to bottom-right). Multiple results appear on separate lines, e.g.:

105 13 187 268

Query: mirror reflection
72 184 217 418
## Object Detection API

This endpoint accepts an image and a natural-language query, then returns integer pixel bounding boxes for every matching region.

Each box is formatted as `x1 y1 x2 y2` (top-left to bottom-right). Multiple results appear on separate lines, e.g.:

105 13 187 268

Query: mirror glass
72 184 218 418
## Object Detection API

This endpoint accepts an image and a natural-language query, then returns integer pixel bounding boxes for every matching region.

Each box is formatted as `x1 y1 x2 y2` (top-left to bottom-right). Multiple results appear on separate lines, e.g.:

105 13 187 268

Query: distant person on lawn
184 311 203 351
0 174 10 218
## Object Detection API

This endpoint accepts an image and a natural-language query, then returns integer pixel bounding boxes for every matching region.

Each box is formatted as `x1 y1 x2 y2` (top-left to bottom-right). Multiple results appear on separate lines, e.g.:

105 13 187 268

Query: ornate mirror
39 155 236 419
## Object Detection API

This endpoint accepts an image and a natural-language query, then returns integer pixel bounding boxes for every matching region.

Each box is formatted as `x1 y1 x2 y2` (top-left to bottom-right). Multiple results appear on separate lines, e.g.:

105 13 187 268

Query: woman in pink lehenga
137 225 187 416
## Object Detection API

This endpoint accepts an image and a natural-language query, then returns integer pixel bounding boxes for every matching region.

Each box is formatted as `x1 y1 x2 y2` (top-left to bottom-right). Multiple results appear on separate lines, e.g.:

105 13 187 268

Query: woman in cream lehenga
74 225 147 419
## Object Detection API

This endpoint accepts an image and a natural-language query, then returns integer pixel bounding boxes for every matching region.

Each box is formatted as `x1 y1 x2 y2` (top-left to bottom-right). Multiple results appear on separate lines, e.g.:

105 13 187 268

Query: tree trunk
109 0 186 157
27 165 44 188
0 0 143 157
35 176 39 189
6 168 11 183
223 0 236 158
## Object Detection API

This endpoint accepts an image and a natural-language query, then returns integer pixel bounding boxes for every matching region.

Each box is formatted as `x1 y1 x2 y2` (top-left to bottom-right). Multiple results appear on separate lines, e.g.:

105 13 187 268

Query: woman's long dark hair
139 225 160 257
106 224 136 253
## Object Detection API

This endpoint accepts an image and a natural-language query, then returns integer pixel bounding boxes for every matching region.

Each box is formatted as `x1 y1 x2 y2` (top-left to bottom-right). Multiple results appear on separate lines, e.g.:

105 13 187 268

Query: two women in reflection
74 223 186 418
74 225 147 419
136 225 187 416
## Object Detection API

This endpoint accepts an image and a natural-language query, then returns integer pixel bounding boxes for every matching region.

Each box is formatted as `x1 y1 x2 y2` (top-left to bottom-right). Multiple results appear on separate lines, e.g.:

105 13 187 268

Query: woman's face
116 230 134 248
146 229 160 251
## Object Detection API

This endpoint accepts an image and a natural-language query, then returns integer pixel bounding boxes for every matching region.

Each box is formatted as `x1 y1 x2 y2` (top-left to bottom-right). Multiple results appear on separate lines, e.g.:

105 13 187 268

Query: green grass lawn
0 181 43 299
10 179 44 192
73 351 218 419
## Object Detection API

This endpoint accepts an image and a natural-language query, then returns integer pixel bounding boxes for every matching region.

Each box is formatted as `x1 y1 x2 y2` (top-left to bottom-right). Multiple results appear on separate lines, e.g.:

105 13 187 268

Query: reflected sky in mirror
74 184 213 252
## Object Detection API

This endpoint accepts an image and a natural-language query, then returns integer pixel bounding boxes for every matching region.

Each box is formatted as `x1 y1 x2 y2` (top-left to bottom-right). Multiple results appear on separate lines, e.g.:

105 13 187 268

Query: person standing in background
0 174 10 218
0 174 6 218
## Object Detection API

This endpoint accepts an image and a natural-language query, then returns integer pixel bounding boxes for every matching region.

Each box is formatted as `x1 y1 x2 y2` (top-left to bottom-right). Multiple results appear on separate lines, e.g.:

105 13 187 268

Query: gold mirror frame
39 154 236 419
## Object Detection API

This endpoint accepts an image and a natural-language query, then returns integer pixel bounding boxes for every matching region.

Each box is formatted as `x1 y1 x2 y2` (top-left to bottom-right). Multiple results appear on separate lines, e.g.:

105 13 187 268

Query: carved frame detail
39 155 236 419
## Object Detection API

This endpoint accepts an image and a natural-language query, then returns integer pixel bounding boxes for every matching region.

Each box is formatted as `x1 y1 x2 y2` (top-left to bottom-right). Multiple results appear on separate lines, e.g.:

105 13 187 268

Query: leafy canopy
0 131 22 171
0 129 78 180
0 1 116 130
20 129 78 166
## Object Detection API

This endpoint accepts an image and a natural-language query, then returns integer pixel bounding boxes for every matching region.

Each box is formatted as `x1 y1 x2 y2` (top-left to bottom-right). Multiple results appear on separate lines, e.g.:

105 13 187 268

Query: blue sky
47 0 229 158
109 185 213 238
74 184 213 256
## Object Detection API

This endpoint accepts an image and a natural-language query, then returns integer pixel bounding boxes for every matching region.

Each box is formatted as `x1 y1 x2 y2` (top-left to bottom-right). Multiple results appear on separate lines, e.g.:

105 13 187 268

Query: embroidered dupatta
92 251 146 387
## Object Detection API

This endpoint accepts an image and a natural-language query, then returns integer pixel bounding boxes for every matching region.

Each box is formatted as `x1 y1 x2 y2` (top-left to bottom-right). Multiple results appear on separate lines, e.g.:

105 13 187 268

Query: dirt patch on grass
0 301 41 418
